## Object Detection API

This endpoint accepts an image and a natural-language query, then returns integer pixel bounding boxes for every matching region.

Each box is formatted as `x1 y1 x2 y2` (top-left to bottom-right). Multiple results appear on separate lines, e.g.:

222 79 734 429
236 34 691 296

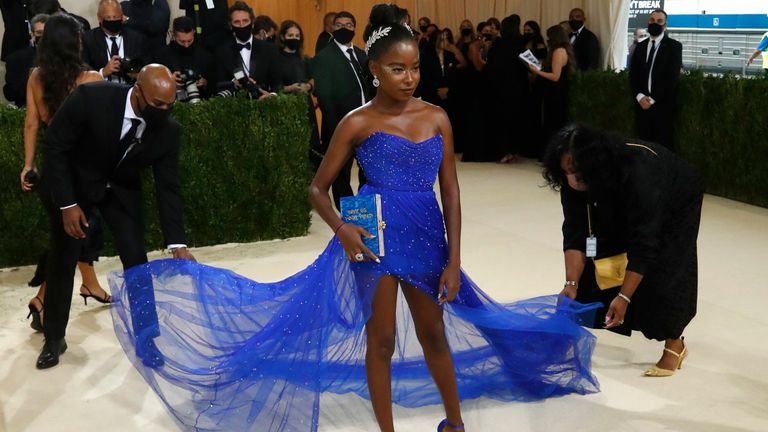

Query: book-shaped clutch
340 194 386 256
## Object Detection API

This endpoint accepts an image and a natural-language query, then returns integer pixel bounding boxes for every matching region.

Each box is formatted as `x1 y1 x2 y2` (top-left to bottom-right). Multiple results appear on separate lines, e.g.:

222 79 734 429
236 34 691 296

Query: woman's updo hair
363 3 416 61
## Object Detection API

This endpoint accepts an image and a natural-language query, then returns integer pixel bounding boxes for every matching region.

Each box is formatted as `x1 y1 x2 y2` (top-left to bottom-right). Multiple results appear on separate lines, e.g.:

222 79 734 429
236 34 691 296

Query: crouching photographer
154 16 214 102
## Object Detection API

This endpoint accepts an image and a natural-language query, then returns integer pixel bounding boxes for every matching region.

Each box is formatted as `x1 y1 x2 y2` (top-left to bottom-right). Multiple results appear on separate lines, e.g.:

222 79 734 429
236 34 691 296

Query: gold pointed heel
644 340 687 377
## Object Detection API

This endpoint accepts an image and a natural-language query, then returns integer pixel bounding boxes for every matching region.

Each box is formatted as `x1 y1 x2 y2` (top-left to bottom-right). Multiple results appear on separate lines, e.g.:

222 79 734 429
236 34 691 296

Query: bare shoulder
336 104 374 143
413 98 449 128
78 70 103 85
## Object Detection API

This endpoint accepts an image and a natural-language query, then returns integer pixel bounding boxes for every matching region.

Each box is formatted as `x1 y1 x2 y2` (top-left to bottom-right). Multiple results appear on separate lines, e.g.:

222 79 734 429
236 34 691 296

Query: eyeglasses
334 22 354 30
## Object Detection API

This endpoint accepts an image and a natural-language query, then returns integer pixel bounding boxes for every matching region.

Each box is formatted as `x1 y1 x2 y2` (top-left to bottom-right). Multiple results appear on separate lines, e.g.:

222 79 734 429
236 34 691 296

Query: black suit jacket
120 0 170 58
629 35 683 108
314 31 333 55
214 38 282 92
3 46 35 106
572 28 600 70
0 0 28 61
82 27 147 71
43 82 185 246
309 43 371 147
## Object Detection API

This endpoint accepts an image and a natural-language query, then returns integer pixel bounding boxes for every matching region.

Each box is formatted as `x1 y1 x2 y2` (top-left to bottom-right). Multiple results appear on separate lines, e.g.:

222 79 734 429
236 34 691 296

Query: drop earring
372 76 380 87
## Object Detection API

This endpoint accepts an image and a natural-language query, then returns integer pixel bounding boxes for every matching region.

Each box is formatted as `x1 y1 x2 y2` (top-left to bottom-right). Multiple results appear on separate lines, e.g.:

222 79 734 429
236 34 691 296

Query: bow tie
237 42 251 51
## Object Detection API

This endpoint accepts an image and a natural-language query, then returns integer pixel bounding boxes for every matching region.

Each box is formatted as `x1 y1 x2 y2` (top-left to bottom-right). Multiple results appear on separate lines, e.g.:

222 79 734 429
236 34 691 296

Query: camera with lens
176 68 202 104
116 57 143 81
234 67 265 99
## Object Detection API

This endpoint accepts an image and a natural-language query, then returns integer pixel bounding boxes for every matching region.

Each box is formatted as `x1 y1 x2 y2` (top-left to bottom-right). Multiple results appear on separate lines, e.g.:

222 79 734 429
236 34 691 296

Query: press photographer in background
83 0 147 84
154 16 214 102
214 1 281 99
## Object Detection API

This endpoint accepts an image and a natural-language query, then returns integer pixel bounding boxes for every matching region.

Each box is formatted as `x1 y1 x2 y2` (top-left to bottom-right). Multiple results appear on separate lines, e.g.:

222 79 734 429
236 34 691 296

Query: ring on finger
354 253 365 262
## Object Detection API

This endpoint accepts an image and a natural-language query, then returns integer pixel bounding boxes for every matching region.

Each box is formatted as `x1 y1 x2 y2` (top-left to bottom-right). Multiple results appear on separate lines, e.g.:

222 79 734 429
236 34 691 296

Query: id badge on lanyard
586 236 597 258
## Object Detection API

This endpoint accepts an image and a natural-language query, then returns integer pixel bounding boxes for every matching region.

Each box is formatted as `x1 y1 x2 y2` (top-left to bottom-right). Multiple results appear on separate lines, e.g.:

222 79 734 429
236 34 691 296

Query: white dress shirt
636 33 665 103
569 25 584 44
100 32 125 82
335 39 366 106
237 35 253 75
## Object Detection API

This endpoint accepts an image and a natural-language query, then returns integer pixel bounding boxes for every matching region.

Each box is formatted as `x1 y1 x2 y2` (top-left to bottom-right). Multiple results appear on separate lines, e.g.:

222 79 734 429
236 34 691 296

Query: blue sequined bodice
356 132 443 192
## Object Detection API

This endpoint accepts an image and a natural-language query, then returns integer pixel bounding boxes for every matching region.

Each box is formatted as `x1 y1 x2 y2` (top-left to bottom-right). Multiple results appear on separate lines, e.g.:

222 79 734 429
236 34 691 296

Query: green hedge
0 94 312 267
570 70 768 208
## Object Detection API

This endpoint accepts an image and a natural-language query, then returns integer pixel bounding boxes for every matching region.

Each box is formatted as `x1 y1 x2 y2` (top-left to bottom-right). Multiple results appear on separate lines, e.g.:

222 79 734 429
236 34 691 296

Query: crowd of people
0 2 706 431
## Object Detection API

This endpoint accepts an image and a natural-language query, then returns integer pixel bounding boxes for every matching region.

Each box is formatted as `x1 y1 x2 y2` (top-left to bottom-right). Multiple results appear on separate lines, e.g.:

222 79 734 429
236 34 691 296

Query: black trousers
43 188 157 342
635 103 676 151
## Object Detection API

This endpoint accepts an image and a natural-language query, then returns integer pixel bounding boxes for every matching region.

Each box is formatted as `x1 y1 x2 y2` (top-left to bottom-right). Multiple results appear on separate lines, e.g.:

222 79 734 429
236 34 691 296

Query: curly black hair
542 124 630 194
36 13 86 117
363 3 415 61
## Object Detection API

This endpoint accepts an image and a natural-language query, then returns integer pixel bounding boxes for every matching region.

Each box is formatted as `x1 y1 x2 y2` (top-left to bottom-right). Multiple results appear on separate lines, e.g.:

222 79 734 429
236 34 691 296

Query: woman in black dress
461 21 497 162
528 25 575 149
419 28 466 110
277 20 322 168
522 20 547 159
452 20 475 154
543 124 703 377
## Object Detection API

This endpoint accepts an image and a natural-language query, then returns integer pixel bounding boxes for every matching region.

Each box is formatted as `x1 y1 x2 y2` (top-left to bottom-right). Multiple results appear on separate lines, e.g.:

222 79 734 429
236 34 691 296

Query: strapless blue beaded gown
109 132 600 432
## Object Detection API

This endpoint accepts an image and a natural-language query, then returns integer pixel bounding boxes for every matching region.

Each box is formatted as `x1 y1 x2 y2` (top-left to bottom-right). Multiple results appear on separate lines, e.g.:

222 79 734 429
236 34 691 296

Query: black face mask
522 33 534 42
332 27 354 44
647 22 664 37
419 25 428 33
233 24 253 42
174 41 193 55
460 28 472 37
138 88 172 127
569 19 583 31
102 19 123 34
266 36 275 43
33 36 42 46
482 33 493 42
284 38 300 51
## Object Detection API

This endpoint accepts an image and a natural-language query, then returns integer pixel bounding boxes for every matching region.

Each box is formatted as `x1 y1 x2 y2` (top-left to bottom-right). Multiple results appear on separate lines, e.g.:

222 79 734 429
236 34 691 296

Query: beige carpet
1 160 766 432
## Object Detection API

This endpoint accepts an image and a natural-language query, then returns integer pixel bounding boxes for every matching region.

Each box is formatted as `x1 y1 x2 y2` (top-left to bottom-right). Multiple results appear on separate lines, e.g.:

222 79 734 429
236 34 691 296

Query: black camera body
116 57 143 81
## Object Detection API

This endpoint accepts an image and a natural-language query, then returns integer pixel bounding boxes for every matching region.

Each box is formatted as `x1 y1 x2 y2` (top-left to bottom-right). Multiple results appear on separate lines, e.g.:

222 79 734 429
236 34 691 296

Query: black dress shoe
36 338 67 370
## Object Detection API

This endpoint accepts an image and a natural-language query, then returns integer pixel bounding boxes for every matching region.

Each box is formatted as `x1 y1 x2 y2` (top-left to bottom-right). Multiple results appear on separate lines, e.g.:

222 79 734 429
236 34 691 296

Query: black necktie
647 39 657 66
110 36 119 57
237 42 251 51
117 119 141 166
346 48 365 83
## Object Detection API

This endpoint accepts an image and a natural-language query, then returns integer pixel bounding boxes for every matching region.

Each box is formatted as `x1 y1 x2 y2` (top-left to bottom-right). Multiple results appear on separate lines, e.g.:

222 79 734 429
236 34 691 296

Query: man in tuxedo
629 9 683 150
214 1 281 97
567 8 600 71
154 16 214 100
309 11 371 210
314 11 335 54
37 64 194 369
3 13 46 107
83 0 147 83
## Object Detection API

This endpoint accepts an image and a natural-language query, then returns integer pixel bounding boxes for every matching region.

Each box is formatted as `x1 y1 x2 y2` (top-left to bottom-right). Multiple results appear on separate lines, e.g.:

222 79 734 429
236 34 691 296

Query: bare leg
401 283 463 430
365 276 399 432
656 338 685 370
77 262 110 300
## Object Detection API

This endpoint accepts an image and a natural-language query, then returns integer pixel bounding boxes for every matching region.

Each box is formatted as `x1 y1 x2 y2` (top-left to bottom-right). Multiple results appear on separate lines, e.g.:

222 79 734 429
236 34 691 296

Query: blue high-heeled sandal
437 419 465 431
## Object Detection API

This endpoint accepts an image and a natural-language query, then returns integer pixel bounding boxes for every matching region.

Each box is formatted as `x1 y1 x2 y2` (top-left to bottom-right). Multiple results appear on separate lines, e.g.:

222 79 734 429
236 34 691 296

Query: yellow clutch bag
593 253 628 290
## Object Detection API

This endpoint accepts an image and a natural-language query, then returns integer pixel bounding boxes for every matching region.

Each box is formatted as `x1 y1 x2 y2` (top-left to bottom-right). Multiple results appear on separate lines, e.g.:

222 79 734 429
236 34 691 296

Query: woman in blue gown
109 6 600 432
